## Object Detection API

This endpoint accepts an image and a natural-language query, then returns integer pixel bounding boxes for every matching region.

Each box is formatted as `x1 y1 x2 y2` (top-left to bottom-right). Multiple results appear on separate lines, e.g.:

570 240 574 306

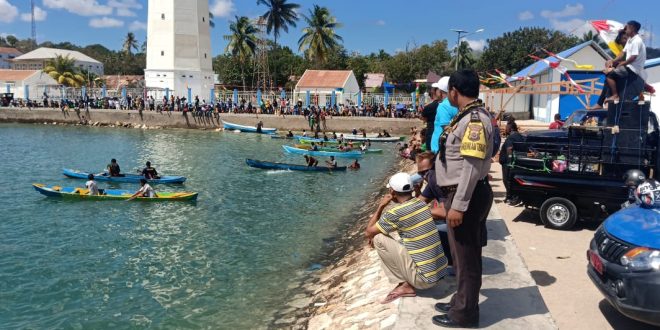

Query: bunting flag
540 48 595 70
494 69 537 85
528 55 585 93
590 20 625 56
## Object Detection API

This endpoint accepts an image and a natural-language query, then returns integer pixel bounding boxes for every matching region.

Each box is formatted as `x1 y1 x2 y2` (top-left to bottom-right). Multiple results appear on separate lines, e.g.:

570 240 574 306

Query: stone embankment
0 107 419 134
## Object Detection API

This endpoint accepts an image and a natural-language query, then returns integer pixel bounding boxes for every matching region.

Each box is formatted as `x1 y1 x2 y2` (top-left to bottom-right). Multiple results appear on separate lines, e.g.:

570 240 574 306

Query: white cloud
210 0 235 18
518 11 534 21
128 20 147 31
376 19 385 26
89 17 124 28
44 0 112 16
541 3 584 19
0 0 18 23
109 0 142 17
20 6 47 22
549 18 591 36
465 39 486 51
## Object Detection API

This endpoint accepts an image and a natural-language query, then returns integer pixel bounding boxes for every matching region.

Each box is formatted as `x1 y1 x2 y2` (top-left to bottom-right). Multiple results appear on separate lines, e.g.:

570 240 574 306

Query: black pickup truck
507 101 659 230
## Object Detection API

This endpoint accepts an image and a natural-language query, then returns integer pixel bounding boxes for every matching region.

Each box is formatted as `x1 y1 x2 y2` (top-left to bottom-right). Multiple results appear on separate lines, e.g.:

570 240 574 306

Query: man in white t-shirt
86 174 100 196
605 20 647 103
128 179 158 200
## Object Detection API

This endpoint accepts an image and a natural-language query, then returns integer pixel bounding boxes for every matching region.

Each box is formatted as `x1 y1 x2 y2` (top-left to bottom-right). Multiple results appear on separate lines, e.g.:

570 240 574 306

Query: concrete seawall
0 107 420 134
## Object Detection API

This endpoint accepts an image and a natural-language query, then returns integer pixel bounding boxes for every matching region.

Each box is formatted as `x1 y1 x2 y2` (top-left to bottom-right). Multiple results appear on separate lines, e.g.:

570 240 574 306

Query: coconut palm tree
224 16 259 90
451 41 475 70
257 0 300 86
123 32 138 55
43 55 86 87
298 5 343 65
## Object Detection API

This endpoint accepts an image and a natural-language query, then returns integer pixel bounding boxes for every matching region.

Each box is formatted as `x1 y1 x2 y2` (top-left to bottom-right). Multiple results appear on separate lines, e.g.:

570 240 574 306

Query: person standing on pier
432 70 494 328
365 173 448 304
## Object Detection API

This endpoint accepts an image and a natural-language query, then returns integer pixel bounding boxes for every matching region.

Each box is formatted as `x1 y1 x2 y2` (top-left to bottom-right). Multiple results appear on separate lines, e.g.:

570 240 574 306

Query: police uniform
435 99 494 326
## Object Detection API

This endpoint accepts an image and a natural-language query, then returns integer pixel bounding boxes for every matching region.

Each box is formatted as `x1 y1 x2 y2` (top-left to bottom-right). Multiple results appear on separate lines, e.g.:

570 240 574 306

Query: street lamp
451 28 484 70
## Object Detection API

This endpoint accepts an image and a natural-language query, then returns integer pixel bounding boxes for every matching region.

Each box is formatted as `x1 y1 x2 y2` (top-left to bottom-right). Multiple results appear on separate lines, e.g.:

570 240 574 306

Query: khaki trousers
373 234 436 290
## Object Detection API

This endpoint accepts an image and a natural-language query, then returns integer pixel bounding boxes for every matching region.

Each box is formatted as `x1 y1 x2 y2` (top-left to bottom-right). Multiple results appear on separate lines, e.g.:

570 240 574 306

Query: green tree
298 5 343 65
477 27 580 73
6 35 18 47
347 53 369 89
257 0 300 87
450 41 475 70
224 16 259 90
122 32 138 55
268 43 306 89
43 55 86 87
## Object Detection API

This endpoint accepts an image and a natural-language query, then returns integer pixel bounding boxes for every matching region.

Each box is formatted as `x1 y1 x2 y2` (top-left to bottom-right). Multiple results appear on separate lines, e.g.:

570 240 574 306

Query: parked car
587 178 660 326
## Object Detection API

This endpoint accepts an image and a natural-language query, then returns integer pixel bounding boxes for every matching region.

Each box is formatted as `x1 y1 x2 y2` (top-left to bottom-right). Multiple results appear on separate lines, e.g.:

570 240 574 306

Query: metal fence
6 84 429 109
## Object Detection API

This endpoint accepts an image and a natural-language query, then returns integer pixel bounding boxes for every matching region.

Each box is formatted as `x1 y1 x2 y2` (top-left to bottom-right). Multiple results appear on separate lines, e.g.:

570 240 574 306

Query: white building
145 0 214 101
0 47 22 69
11 47 103 76
0 69 59 99
483 41 611 122
293 70 360 106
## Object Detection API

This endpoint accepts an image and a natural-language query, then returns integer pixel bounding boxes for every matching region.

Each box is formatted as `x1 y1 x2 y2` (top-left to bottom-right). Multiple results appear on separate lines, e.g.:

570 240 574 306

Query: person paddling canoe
141 161 160 179
127 179 158 201
326 156 338 169
107 158 123 177
304 155 318 167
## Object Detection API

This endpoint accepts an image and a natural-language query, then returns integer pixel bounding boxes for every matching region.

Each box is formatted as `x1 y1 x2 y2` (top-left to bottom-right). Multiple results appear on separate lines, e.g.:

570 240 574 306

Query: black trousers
501 164 512 199
444 180 493 325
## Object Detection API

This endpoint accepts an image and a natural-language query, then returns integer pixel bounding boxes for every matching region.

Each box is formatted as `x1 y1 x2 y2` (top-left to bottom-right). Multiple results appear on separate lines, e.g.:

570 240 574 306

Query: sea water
0 123 396 328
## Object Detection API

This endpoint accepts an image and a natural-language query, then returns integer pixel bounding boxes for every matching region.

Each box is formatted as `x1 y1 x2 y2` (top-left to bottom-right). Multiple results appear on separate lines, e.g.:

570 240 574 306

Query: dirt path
489 162 657 330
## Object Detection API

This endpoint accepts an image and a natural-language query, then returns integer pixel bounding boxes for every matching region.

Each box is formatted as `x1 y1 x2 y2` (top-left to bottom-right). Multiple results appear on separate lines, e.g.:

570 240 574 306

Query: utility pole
450 28 484 71
31 0 37 49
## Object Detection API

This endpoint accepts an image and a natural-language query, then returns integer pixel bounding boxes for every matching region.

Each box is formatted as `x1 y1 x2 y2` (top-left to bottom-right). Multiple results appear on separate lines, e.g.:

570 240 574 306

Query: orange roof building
294 70 360 106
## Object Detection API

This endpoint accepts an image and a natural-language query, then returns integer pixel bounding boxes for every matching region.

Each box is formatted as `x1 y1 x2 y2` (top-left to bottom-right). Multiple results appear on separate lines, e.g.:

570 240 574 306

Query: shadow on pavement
483 257 506 275
478 286 551 328
598 299 659 330
530 270 557 287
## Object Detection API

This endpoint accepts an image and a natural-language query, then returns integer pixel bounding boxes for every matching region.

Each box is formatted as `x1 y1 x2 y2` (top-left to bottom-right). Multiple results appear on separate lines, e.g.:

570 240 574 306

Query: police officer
431 70 494 328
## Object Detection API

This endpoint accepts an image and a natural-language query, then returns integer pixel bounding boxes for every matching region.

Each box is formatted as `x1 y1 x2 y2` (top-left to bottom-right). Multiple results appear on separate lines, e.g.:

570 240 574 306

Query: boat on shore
245 159 346 172
294 144 382 154
222 121 277 134
63 168 186 184
33 184 198 201
342 135 403 142
298 138 363 147
282 145 363 159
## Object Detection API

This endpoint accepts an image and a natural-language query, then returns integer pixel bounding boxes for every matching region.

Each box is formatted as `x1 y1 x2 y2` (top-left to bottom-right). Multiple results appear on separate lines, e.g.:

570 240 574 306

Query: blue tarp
357 92 362 106
383 82 395 93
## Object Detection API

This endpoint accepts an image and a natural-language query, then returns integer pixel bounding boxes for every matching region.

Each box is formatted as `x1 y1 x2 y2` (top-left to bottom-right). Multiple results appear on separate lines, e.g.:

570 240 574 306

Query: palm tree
257 0 300 86
123 32 138 55
43 55 86 87
298 5 343 65
224 16 259 90
451 41 475 70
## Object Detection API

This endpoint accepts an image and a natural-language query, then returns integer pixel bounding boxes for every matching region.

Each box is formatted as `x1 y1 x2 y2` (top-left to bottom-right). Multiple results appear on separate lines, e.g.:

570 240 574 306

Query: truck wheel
540 197 578 230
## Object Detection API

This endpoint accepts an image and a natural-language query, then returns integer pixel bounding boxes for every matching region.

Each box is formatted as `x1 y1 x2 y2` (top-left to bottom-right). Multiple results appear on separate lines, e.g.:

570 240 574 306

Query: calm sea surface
0 123 396 329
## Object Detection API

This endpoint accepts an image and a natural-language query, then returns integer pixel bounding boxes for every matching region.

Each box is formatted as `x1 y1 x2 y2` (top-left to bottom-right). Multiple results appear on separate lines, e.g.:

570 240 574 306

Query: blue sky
0 0 657 55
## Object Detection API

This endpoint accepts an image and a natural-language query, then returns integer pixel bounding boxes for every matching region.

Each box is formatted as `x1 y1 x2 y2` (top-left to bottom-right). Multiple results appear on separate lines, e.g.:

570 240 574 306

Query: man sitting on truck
604 20 647 104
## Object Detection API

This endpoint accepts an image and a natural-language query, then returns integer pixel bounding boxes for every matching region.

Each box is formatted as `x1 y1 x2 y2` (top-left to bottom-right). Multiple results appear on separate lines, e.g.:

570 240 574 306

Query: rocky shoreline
266 158 417 329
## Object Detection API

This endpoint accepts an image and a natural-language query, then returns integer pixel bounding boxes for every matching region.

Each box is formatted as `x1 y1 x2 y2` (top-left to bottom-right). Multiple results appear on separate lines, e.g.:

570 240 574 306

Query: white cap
386 172 413 193
434 76 450 92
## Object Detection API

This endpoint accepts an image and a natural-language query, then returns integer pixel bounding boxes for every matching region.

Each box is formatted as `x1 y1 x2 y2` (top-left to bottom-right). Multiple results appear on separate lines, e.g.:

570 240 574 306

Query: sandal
381 284 416 304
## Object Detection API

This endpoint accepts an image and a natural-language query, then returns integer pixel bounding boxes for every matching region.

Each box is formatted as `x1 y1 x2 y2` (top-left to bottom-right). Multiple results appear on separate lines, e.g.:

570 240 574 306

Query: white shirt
86 180 99 195
137 183 155 197
623 34 647 80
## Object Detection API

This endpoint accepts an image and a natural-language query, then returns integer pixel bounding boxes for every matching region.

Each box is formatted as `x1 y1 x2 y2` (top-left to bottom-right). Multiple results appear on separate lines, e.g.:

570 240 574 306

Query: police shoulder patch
460 121 487 159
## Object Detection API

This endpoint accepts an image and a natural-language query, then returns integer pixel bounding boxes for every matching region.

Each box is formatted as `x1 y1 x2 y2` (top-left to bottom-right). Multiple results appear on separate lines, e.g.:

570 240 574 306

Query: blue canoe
282 145 363 159
222 120 277 134
246 159 347 172
63 168 187 184
295 136 338 143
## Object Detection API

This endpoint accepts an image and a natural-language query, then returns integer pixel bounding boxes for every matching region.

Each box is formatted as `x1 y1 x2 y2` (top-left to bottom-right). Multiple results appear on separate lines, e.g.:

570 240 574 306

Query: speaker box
607 101 650 129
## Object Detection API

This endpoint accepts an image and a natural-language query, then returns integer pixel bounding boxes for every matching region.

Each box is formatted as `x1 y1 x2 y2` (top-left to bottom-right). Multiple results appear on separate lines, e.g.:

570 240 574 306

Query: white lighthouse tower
145 0 214 101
